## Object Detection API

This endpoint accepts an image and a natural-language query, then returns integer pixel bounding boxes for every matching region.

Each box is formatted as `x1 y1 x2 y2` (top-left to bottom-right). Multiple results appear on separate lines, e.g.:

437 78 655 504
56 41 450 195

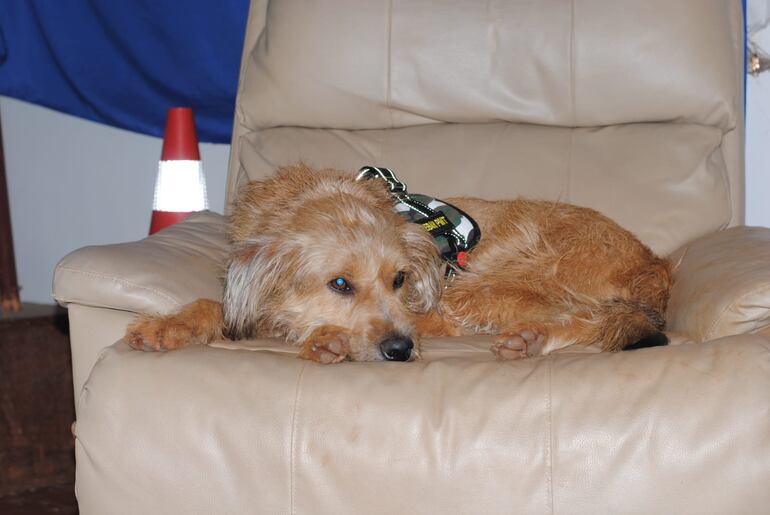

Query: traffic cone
149 107 209 234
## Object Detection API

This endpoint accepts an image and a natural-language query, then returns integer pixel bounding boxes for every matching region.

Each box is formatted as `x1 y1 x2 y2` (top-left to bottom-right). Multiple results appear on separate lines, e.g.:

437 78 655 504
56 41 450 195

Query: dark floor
0 485 78 515
1 304 78 514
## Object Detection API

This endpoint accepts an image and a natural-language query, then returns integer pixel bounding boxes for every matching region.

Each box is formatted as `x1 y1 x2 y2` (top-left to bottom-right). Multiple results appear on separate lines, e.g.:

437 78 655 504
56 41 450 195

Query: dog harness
356 166 481 276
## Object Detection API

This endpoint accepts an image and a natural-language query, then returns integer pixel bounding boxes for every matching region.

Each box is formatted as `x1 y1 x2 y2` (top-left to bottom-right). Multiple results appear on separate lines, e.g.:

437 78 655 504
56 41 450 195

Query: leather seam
386 0 394 129
715 135 734 231
566 129 575 203
290 361 309 515
569 0 576 126
226 0 267 203
74 345 113 415
54 265 182 308
546 356 555 513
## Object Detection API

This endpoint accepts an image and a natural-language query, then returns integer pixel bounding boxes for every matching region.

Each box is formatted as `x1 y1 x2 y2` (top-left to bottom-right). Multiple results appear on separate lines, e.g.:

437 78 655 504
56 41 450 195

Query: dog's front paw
126 315 197 352
492 325 547 360
298 327 351 364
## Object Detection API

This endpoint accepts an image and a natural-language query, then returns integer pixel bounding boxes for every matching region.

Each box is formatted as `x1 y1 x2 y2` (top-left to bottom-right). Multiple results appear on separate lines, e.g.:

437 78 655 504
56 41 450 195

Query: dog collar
356 166 481 276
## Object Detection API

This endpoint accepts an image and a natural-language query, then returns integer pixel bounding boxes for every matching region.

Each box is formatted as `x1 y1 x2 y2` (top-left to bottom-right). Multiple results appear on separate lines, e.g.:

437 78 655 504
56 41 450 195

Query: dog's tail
591 297 668 352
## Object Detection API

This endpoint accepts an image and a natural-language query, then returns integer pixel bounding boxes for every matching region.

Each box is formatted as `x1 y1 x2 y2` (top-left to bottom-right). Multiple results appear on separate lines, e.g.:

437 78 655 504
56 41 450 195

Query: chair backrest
227 0 744 255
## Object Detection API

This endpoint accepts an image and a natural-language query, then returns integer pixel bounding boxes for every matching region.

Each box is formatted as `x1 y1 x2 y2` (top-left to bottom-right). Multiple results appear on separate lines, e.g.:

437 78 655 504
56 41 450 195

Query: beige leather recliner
54 1 770 513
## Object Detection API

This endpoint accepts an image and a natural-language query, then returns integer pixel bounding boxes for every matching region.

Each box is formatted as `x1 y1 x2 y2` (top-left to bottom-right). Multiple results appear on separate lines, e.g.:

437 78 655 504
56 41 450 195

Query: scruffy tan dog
127 164 672 363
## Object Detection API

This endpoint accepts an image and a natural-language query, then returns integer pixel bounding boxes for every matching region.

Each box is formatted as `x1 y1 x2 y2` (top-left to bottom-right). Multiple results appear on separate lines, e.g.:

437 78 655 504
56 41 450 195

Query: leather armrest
53 211 228 315
666 226 770 341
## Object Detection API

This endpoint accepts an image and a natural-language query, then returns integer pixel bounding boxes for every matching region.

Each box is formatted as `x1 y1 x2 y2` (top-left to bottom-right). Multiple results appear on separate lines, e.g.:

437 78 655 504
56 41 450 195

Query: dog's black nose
379 336 414 362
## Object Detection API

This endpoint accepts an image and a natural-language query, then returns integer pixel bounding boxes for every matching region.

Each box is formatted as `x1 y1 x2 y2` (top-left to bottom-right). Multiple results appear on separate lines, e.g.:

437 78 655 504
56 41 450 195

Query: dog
127 164 672 363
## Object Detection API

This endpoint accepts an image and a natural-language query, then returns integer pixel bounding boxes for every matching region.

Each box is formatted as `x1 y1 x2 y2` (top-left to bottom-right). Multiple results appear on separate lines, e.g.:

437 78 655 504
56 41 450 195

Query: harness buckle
357 166 481 272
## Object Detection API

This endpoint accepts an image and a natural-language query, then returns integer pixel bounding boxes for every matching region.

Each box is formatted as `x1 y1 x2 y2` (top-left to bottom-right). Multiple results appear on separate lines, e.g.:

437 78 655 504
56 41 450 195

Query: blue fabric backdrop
0 1 249 143
0 2 748 140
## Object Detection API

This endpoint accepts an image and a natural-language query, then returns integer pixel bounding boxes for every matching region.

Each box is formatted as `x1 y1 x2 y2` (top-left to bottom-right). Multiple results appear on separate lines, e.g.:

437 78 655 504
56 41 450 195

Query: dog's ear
401 223 442 313
223 236 291 339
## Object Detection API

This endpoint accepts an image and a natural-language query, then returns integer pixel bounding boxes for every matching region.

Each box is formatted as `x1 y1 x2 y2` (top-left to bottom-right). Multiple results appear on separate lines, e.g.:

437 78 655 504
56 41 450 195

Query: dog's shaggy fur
127 164 672 363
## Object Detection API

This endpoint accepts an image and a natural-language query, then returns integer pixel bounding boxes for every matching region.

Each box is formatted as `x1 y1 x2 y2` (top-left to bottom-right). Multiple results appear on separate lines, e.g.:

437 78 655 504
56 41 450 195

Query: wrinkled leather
667 226 770 341
67 305 136 398
74 337 770 515
54 211 228 315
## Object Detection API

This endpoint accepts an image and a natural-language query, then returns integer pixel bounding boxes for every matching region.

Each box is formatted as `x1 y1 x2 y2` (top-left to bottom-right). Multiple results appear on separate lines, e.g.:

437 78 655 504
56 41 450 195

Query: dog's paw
492 325 547 360
126 315 197 352
298 327 351 364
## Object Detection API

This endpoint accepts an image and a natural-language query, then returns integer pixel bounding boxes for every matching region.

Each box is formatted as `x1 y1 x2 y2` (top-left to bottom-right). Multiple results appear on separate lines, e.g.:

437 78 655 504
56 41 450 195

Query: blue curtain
0 1 249 143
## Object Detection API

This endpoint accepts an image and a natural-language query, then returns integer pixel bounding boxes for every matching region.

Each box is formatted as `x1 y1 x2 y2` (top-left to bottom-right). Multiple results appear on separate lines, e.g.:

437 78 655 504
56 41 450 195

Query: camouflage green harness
356 166 481 277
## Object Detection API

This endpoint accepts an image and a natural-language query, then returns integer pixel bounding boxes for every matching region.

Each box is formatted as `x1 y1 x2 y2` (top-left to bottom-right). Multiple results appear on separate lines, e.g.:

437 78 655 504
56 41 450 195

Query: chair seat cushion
74 335 770 514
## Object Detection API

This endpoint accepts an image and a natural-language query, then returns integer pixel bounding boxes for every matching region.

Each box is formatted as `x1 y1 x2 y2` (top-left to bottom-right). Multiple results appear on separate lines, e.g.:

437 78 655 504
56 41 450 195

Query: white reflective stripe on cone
152 160 209 212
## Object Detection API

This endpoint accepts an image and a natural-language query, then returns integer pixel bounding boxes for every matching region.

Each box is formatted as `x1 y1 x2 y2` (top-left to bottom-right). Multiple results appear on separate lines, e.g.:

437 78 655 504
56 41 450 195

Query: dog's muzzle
379 336 414 362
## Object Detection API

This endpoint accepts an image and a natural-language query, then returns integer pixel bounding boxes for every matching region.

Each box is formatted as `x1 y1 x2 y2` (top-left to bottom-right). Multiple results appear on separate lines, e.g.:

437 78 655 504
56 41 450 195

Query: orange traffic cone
149 107 209 234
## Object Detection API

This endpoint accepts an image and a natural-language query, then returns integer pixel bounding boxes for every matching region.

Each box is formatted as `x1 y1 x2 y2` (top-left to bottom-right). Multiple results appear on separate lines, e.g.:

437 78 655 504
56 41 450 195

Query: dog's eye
393 271 406 290
329 276 353 294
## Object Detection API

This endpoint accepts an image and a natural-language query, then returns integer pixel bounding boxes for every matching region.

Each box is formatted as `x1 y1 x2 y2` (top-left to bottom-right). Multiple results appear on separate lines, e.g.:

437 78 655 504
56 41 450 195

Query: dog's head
223 165 443 361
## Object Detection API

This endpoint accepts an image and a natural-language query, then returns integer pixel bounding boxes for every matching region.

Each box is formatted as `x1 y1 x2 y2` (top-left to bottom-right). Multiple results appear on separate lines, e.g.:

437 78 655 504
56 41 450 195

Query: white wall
1 96 230 304
3 78 770 304
746 0 770 228
746 74 770 228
